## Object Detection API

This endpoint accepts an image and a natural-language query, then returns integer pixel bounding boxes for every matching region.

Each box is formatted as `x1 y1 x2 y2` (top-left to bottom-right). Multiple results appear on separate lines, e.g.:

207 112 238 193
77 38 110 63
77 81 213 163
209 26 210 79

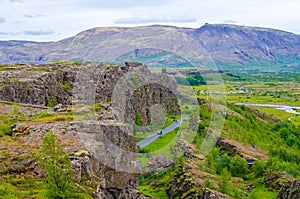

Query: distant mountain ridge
1 23 300 71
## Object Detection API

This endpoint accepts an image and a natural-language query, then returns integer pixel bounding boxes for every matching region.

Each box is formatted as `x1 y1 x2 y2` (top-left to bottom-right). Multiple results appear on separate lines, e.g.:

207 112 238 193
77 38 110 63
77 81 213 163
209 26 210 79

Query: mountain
1 24 300 71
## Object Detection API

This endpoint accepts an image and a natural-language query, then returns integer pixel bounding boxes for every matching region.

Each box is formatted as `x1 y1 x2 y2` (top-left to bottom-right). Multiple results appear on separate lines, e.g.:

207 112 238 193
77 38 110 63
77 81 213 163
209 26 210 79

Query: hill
1 24 300 71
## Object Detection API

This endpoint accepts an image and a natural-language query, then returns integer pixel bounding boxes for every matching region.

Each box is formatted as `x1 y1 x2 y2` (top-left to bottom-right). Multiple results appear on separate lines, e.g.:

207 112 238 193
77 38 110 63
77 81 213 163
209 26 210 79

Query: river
235 103 300 121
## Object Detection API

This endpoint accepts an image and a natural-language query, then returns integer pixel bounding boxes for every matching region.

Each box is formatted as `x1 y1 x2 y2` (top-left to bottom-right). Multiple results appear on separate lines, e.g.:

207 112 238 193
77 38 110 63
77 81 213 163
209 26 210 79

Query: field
189 72 300 126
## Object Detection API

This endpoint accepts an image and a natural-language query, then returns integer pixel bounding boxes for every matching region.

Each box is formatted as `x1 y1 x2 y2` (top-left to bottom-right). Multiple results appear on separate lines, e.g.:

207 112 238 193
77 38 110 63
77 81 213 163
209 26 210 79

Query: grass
289 115 300 127
192 79 300 106
31 112 74 123
249 186 277 199
58 81 73 90
0 176 44 199
0 175 94 199
137 118 192 167
0 124 13 137
141 128 178 153
139 182 169 199
135 115 180 141
138 167 175 199
252 106 295 120
226 94 300 106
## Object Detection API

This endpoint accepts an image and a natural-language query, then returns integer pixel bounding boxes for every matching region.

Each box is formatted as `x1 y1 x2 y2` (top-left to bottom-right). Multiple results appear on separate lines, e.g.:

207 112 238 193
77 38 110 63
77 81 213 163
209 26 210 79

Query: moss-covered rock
264 170 300 199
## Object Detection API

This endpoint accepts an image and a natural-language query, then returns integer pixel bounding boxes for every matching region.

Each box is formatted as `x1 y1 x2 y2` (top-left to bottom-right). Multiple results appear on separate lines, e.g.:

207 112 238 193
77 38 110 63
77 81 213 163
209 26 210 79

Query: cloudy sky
0 0 300 41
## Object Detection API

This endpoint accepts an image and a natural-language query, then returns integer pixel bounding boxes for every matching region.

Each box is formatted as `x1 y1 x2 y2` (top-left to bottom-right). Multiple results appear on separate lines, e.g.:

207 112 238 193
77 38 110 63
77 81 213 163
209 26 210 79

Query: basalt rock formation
264 170 300 199
0 62 180 125
0 62 179 198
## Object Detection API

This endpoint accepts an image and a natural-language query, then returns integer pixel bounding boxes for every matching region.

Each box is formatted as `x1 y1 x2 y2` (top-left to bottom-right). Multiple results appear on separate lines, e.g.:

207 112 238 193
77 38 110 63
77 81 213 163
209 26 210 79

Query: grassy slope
139 100 299 198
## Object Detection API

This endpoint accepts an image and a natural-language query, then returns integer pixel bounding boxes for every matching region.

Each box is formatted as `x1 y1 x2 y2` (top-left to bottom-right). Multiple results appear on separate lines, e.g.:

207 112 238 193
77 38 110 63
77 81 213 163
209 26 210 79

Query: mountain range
1 23 300 71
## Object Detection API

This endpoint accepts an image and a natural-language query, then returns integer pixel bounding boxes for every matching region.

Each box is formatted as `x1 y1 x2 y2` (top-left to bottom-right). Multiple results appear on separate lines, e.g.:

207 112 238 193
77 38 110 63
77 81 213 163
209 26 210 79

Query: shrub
47 96 58 107
229 156 248 178
252 160 267 177
0 124 12 137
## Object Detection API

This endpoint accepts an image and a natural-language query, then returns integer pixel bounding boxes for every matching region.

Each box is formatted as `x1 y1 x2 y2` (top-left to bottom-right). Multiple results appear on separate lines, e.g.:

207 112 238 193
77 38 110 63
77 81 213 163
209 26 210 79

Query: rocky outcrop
264 170 300 199
0 62 180 198
199 188 233 199
147 154 174 172
249 108 281 123
0 62 180 125
167 164 202 198
129 83 180 125
5 119 145 198
217 138 268 160
277 181 300 199
167 164 232 199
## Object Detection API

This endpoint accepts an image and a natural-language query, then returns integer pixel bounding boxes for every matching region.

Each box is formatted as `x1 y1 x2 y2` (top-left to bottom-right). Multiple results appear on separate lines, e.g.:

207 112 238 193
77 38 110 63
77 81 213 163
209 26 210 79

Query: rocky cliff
0 62 179 125
0 62 180 198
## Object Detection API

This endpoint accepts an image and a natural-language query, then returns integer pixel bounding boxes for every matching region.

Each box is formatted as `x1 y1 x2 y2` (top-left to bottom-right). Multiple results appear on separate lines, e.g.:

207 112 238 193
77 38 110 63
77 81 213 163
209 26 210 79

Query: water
235 103 300 115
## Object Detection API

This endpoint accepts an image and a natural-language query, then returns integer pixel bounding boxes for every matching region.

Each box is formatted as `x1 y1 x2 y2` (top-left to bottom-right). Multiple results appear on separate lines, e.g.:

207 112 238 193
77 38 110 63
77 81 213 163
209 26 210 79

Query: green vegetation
229 156 248 178
131 75 139 86
59 81 73 90
39 131 76 198
49 60 82 66
139 86 299 198
0 176 44 199
135 112 142 126
0 123 13 137
175 74 206 86
249 186 277 199
139 167 175 199
0 83 10 87
218 168 232 194
139 128 178 153
47 96 58 107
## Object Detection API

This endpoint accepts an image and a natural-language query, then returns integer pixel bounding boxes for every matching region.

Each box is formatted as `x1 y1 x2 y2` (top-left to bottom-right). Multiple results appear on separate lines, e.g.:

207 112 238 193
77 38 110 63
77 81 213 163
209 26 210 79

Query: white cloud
221 20 239 24
115 15 197 24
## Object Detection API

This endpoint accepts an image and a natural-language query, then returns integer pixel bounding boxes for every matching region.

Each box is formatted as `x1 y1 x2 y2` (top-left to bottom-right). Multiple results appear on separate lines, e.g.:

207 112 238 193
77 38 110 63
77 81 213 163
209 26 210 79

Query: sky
0 0 300 41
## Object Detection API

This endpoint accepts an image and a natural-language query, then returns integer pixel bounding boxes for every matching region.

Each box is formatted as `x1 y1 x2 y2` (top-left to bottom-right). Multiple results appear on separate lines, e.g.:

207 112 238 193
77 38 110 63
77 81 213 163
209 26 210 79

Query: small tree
40 131 75 198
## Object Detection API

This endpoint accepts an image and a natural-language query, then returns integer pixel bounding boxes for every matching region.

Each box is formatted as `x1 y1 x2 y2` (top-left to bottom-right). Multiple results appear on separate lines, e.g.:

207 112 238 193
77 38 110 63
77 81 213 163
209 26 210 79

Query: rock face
147 154 174 172
277 181 300 199
7 115 143 198
0 62 180 198
0 66 73 105
0 62 180 125
167 164 202 198
264 170 300 199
